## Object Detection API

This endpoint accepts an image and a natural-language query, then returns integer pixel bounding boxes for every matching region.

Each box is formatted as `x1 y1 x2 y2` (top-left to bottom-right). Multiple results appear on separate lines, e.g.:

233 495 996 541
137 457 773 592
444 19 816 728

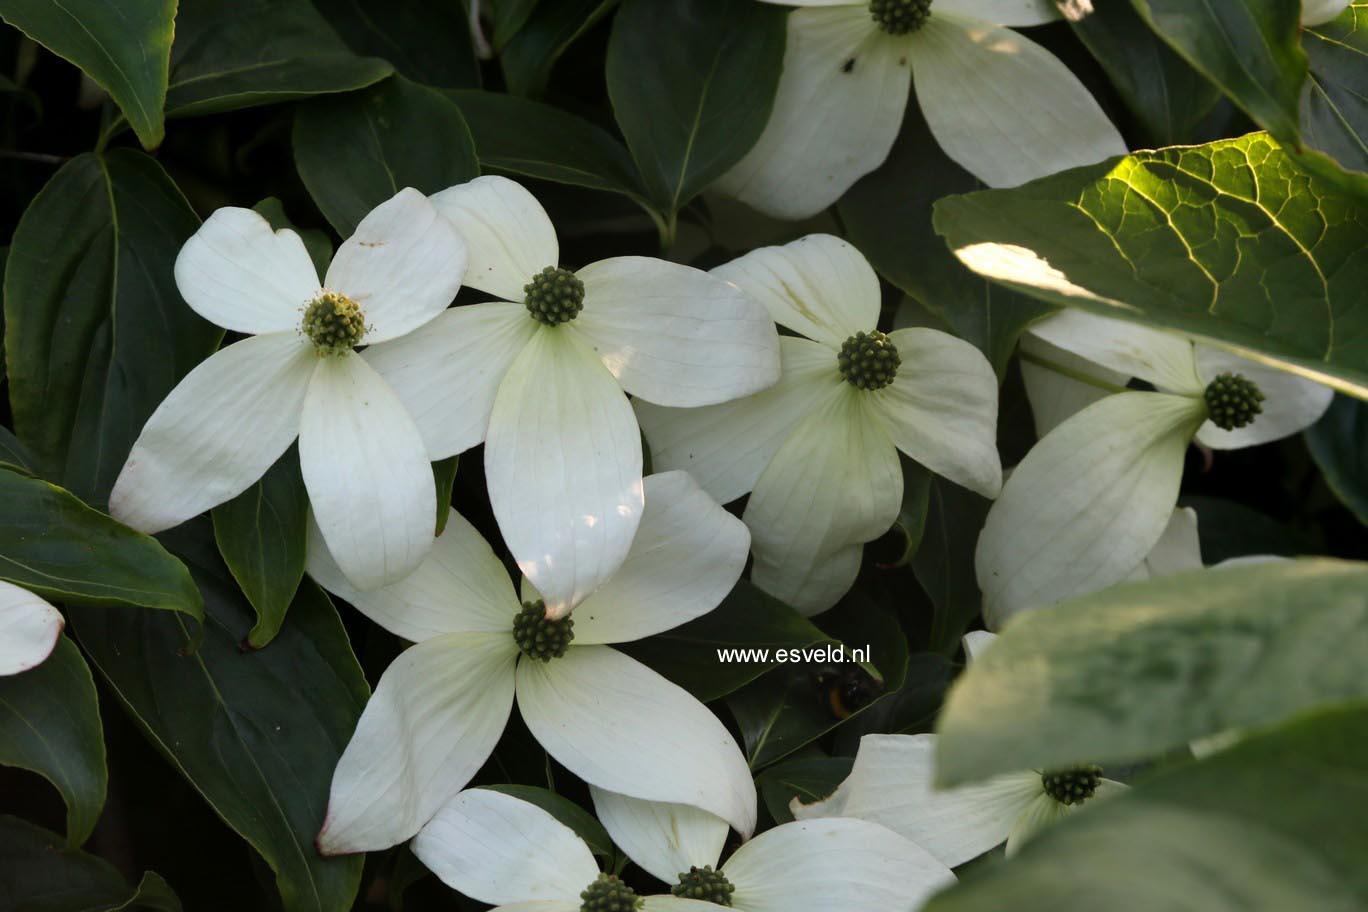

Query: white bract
586 788 956 912
366 176 780 619
109 188 466 591
792 729 1125 864
977 310 1333 627
714 0 1126 219
1303 0 1353 25
0 580 64 676
310 471 757 855
637 234 1001 615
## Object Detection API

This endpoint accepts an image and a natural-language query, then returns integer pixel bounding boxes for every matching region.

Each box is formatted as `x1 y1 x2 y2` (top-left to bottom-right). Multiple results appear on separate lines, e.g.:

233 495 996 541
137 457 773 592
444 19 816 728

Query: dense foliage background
1 1 1367 910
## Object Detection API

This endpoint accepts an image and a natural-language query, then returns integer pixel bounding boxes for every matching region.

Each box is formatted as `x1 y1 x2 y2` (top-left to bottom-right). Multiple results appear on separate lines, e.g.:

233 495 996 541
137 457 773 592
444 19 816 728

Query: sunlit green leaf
934 133 1368 400
935 559 1368 786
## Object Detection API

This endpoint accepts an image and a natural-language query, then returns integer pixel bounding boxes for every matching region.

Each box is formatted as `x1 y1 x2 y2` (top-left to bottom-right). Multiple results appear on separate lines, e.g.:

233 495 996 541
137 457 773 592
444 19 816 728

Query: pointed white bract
1302 0 1352 26
309 471 757 854
976 392 1205 628
719 0 1123 219
639 235 1001 615
792 729 1125 863
0 581 64 676
412 789 599 906
369 176 780 618
111 188 465 590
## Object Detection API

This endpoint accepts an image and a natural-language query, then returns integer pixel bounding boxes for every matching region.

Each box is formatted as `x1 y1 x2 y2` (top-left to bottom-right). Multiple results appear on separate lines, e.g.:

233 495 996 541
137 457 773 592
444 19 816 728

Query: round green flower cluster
302 291 367 355
1041 765 1103 806
672 865 735 906
1203 371 1265 431
838 330 901 390
868 0 933 34
512 600 575 660
525 265 586 325
580 873 642 912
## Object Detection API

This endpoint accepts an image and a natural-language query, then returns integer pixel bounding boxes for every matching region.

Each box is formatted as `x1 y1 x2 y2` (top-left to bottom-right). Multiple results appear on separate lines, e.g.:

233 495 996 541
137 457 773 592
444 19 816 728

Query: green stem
1019 349 1130 395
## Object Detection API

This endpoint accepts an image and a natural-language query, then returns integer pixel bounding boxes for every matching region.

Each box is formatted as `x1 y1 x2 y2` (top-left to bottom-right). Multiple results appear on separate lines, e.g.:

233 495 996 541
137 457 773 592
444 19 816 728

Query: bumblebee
811 663 884 719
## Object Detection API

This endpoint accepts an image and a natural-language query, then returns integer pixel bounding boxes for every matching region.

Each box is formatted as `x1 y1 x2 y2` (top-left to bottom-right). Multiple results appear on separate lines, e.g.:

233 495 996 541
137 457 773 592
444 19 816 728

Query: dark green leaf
433 456 459 536
1129 0 1307 145
0 0 173 149
839 101 1050 378
883 457 933 570
926 706 1368 912
0 469 201 620
914 479 991 655
447 89 649 205
480 785 614 859
934 559 1368 786
1306 394 1368 525
1067 0 1222 145
832 653 956 751
0 425 34 474
252 197 332 278
486 0 541 49
0 636 105 846
756 756 853 826
74 523 369 912
618 580 840 702
4 150 221 503
728 606 909 769
312 0 479 87
1179 496 1313 563
294 75 479 236
211 448 309 649
1303 4 1368 175
499 0 615 98
0 815 182 912
164 0 392 119
934 133 1368 400
605 0 783 224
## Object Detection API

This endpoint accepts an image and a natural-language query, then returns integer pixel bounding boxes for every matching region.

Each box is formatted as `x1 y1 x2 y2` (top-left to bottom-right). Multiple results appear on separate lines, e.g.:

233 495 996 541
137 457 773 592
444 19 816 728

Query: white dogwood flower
366 176 780 619
310 471 757 855
714 0 1126 219
110 188 466 591
977 309 1333 626
585 788 955 912
637 234 1000 615
792 729 1126 864
0 581 63 676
